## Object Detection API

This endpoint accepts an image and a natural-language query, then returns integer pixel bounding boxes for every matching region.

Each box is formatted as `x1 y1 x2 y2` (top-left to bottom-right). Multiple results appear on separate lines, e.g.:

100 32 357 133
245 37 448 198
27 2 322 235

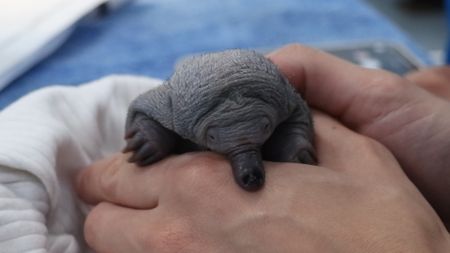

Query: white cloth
0 75 162 253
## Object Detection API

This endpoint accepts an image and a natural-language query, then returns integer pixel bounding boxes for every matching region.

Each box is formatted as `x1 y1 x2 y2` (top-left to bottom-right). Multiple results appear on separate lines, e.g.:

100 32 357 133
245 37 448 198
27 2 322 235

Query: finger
76 153 164 208
267 44 428 130
405 67 450 101
85 202 195 253
312 111 400 175
85 202 160 253
84 202 143 253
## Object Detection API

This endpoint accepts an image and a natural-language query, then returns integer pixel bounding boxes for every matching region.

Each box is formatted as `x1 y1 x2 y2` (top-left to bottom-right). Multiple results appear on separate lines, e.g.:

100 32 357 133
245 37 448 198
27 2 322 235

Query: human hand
267 44 450 228
405 66 450 100
76 113 450 253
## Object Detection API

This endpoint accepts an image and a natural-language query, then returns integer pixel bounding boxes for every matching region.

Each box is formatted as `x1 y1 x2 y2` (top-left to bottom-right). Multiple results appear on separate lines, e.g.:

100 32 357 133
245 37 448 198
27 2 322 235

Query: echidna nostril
240 169 264 191
242 174 251 186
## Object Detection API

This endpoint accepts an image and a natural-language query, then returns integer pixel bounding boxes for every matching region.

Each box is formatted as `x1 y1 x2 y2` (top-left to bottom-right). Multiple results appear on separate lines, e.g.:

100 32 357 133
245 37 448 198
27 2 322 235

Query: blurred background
0 0 447 109
366 0 446 63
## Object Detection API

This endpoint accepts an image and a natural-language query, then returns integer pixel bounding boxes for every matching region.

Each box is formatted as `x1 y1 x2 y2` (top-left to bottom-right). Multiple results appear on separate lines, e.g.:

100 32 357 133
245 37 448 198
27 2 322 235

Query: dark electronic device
323 42 423 75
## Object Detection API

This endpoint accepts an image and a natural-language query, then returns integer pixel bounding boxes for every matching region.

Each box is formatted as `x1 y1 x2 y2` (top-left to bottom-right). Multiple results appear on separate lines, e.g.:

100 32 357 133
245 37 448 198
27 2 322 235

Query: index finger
76 153 164 208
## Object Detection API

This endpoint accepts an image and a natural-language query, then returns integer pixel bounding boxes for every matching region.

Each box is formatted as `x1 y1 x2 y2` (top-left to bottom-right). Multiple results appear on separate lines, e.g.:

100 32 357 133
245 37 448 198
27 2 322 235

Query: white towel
0 75 162 253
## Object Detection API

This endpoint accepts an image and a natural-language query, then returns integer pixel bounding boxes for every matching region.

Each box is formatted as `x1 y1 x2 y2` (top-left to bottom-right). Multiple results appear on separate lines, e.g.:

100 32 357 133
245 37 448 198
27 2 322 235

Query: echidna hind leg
262 109 316 165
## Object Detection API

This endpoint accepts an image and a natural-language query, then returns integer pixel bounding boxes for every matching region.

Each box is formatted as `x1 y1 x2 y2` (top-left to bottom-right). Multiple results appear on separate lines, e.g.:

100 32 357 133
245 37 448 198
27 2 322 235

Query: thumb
267 44 430 131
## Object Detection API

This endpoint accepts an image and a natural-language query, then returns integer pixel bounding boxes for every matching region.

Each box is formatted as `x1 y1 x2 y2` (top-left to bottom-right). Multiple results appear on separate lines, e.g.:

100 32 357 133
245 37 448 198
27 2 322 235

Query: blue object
447 0 450 63
0 0 432 109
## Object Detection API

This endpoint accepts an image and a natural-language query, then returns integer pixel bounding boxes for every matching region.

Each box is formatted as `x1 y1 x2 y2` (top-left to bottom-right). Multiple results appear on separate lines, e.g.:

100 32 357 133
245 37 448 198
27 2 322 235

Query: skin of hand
76 112 450 253
405 66 450 100
267 44 450 229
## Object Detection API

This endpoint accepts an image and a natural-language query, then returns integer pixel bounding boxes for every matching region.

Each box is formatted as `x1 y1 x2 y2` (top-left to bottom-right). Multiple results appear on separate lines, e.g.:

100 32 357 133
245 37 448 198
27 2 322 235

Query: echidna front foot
123 113 178 166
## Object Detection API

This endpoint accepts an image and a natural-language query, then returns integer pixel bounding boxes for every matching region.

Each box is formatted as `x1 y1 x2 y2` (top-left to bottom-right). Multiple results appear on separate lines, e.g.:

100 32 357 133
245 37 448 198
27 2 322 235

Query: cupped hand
268 44 450 227
76 113 450 253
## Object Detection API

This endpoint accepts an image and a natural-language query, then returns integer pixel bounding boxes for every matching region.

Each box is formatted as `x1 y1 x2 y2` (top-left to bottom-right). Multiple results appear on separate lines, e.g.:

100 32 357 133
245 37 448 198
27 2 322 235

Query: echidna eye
261 118 271 133
206 128 218 143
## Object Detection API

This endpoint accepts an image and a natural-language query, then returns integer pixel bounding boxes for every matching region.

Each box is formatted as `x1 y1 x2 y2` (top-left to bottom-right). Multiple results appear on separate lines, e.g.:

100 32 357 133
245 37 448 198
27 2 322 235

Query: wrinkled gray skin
124 49 315 191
